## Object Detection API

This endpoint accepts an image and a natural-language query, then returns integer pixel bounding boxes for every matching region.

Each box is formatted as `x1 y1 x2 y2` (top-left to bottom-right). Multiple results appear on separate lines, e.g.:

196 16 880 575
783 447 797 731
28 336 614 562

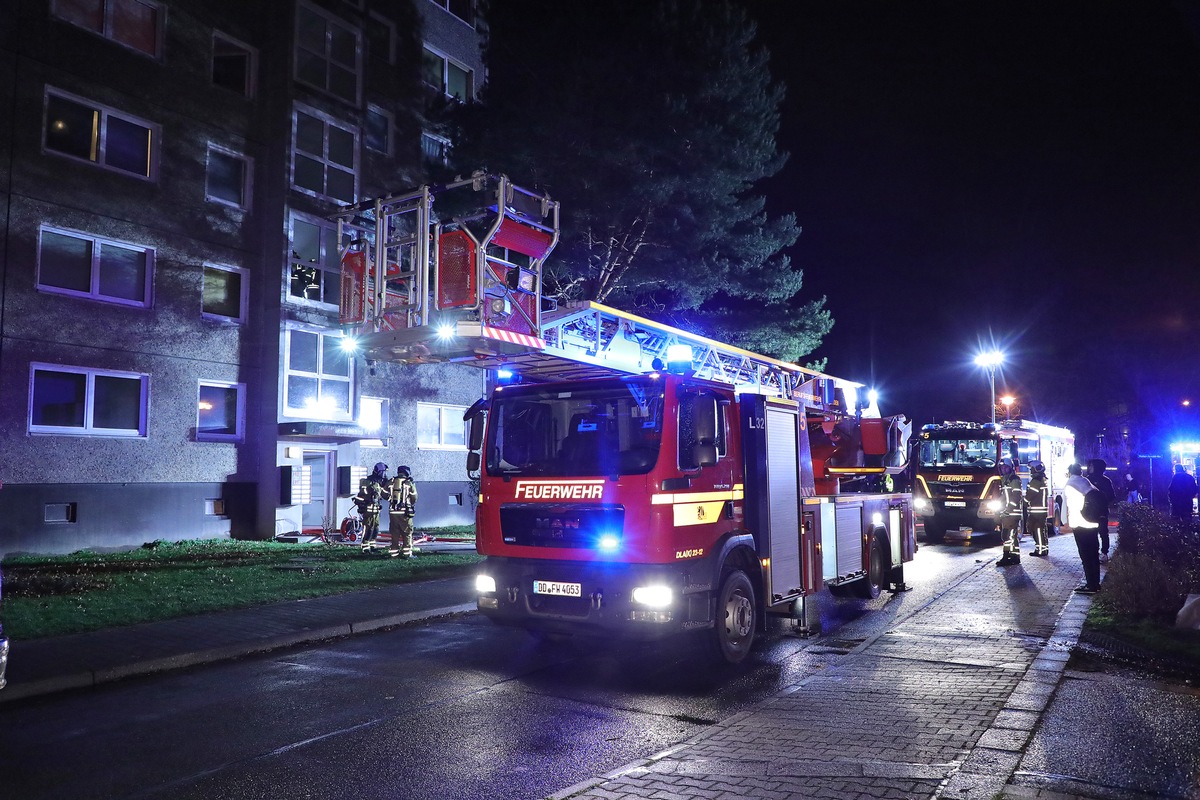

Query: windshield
485 378 664 477
917 437 998 469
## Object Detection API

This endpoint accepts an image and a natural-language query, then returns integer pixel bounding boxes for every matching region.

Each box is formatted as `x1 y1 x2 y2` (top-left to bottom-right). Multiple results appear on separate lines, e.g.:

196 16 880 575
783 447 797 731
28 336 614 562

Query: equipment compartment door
765 403 802 597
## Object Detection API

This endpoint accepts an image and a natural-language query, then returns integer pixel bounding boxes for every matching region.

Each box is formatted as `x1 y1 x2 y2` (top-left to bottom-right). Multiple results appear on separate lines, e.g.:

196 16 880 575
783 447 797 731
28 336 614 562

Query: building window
285 327 352 420
292 105 356 203
421 132 451 165
295 2 361 103
422 47 473 101
365 105 392 154
198 381 244 440
366 12 396 65
206 145 252 208
44 89 156 179
428 0 475 26
288 215 344 306
51 0 164 58
38 227 151 307
360 396 389 446
417 402 467 449
30 363 148 437
202 264 247 323
212 32 257 97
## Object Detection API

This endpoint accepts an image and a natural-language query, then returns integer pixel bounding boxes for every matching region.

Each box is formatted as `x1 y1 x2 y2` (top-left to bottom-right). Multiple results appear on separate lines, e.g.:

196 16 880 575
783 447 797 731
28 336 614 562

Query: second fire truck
334 175 917 663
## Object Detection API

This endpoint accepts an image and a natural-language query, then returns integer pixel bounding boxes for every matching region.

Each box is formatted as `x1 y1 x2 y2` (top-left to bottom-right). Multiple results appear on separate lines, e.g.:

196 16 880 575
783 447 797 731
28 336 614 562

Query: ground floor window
29 363 148 436
417 402 467 449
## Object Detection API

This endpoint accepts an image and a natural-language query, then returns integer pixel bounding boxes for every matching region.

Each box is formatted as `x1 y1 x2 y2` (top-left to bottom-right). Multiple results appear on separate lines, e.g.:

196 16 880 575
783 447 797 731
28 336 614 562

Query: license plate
533 580 582 597
944 500 966 507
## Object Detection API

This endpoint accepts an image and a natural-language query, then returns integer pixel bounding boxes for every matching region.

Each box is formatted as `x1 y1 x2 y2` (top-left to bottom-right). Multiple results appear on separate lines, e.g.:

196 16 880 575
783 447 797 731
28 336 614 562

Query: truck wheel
854 536 887 599
710 569 756 664
923 520 945 543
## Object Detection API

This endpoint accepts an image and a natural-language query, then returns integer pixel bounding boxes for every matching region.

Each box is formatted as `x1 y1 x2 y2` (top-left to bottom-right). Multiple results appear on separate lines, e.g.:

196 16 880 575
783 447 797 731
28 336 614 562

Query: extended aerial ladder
333 175 910 480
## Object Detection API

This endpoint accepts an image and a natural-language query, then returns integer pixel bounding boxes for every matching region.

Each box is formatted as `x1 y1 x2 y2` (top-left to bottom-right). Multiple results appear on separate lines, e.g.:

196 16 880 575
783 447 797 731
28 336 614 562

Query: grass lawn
1 532 483 640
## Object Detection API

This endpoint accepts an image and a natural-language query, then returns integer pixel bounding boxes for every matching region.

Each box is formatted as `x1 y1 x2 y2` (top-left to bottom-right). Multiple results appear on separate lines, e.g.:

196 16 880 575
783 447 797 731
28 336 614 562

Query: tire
922 519 946 543
710 569 756 664
854 536 887 599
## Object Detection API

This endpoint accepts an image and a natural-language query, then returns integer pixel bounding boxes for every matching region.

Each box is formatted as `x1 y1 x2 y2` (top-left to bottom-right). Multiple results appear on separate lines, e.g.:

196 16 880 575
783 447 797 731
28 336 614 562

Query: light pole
974 351 1004 424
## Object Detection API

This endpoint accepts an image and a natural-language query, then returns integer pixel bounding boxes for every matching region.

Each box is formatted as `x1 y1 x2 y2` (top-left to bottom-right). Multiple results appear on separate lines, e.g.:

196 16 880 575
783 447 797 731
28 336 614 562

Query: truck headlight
913 497 932 513
475 574 497 594
985 499 1003 513
631 585 673 608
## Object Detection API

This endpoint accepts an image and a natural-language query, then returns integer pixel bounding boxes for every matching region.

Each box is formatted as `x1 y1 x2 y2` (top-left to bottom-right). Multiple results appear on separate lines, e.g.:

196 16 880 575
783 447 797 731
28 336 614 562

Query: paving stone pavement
550 542 1095 800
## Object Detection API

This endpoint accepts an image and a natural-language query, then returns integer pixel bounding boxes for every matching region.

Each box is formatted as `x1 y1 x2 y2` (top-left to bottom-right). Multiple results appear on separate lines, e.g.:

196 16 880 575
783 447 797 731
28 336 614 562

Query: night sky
745 1 1200 451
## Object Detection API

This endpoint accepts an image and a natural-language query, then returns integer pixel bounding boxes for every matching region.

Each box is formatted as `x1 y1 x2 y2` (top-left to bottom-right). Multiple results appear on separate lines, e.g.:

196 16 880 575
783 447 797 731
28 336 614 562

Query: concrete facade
0 0 486 556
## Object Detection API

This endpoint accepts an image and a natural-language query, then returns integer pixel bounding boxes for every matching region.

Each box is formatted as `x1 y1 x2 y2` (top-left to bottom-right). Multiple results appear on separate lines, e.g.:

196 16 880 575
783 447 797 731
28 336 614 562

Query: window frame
282 325 355 422
294 1 362 104
50 0 166 59
421 131 451 166
360 395 390 446
197 380 246 442
205 143 253 209
29 362 149 437
212 30 258 98
365 104 393 155
43 87 158 180
287 213 345 308
421 45 473 101
426 0 476 27
37 225 153 308
416 401 469 451
201 263 248 324
291 103 358 203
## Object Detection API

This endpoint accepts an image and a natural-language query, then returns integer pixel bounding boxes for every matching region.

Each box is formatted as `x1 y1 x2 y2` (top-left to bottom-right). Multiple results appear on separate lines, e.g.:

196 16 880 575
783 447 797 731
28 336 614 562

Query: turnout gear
1024 462 1050 556
355 465 392 551
997 459 1023 566
388 467 419 558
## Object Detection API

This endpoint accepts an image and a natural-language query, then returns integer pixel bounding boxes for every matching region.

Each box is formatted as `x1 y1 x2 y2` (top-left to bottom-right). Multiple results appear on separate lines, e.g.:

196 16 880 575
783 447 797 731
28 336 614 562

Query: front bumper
475 556 714 640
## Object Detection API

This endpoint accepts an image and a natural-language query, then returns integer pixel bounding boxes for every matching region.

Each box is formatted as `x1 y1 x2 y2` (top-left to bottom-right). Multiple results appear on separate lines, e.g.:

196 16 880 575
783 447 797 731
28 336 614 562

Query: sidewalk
3 534 1198 800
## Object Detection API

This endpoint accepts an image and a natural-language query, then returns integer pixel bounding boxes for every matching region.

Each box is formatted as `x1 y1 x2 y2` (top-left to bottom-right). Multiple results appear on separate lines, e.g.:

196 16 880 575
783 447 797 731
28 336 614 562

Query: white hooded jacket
1064 473 1099 530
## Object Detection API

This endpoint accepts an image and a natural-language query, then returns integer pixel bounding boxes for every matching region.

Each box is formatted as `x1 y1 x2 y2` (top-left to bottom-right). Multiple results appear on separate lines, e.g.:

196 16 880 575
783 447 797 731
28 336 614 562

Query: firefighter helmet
372 462 388 475
1029 460 1046 477
396 465 411 478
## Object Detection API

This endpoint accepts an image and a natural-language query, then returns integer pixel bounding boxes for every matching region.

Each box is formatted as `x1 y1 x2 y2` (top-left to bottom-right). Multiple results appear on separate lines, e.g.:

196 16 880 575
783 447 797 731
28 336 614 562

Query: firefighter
1024 460 1050 557
388 465 418 559
355 462 391 552
996 457 1023 566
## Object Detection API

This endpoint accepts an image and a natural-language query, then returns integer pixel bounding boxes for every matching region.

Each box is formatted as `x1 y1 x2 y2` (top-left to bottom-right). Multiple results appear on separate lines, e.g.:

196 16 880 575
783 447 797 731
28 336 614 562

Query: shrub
1102 502 1200 623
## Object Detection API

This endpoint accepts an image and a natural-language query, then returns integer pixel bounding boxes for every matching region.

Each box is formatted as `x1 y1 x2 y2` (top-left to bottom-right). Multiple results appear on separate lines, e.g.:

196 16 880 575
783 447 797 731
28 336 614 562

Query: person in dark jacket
997 458 1023 566
355 462 391 552
1168 464 1198 523
1024 461 1050 557
1087 459 1115 563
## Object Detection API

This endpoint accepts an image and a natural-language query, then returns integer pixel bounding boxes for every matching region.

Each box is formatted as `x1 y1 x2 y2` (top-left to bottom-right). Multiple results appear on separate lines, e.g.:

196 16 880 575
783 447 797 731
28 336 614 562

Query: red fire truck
334 175 917 663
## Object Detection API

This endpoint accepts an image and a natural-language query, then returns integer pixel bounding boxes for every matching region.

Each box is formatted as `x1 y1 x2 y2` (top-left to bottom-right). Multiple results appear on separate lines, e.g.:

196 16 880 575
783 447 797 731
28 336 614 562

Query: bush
1100 503 1200 624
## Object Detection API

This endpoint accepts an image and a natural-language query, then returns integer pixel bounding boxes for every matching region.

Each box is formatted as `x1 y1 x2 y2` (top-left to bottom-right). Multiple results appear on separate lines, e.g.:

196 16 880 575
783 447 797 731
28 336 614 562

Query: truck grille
500 503 625 549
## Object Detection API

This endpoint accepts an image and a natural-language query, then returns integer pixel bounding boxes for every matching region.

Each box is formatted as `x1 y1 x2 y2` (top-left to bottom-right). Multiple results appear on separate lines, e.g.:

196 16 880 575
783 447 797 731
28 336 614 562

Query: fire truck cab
911 420 1074 542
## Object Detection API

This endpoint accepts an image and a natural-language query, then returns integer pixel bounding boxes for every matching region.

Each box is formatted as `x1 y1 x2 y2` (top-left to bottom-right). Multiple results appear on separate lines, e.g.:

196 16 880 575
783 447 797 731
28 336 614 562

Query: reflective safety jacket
1000 473 1024 518
1024 476 1049 514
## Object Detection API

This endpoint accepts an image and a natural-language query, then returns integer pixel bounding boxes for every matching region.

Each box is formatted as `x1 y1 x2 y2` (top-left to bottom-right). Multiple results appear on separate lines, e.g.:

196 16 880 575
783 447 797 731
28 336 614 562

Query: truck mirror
693 443 718 468
467 410 485 451
466 451 481 473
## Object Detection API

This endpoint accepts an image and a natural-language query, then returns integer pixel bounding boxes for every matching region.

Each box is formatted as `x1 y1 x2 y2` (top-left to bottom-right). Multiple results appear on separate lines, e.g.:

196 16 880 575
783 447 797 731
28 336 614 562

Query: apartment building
0 0 486 556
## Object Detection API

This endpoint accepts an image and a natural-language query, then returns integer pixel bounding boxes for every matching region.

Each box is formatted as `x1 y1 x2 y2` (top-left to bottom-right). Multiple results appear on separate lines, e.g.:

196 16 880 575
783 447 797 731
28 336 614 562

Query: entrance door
302 450 334 532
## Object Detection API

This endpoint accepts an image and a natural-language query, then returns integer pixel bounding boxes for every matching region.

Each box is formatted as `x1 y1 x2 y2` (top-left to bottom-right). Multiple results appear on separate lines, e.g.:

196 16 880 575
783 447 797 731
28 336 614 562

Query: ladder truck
333 174 917 664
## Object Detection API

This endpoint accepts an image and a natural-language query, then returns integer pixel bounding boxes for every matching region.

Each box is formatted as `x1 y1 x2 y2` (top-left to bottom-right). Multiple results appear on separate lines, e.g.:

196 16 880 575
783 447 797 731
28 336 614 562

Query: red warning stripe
482 326 545 349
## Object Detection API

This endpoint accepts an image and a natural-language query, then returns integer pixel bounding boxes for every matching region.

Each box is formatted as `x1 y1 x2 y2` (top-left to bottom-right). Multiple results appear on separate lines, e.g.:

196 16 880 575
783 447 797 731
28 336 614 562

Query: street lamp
1000 395 1015 420
974 350 1004 424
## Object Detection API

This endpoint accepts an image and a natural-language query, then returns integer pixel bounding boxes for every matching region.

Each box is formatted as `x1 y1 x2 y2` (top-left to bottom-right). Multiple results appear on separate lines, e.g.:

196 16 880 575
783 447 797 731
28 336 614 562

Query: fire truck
333 174 916 663
911 420 1074 542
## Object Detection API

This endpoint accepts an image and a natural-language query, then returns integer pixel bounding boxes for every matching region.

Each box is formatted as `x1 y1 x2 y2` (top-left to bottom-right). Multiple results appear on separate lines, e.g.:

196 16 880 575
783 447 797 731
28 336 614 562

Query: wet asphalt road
0 538 1000 800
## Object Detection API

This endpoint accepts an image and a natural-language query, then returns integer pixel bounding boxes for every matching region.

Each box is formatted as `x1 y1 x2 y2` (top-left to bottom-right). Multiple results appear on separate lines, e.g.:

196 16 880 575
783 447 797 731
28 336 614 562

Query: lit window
417 402 468 449
212 32 257 97
45 89 157 178
422 47 473 101
360 396 389 446
288 215 345 306
198 381 244 440
202 264 247 323
30 363 148 437
206 145 251 208
421 132 451 165
292 105 356 203
285 327 353 420
38 227 151 307
295 3 361 103
366 105 392 154
51 0 164 58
